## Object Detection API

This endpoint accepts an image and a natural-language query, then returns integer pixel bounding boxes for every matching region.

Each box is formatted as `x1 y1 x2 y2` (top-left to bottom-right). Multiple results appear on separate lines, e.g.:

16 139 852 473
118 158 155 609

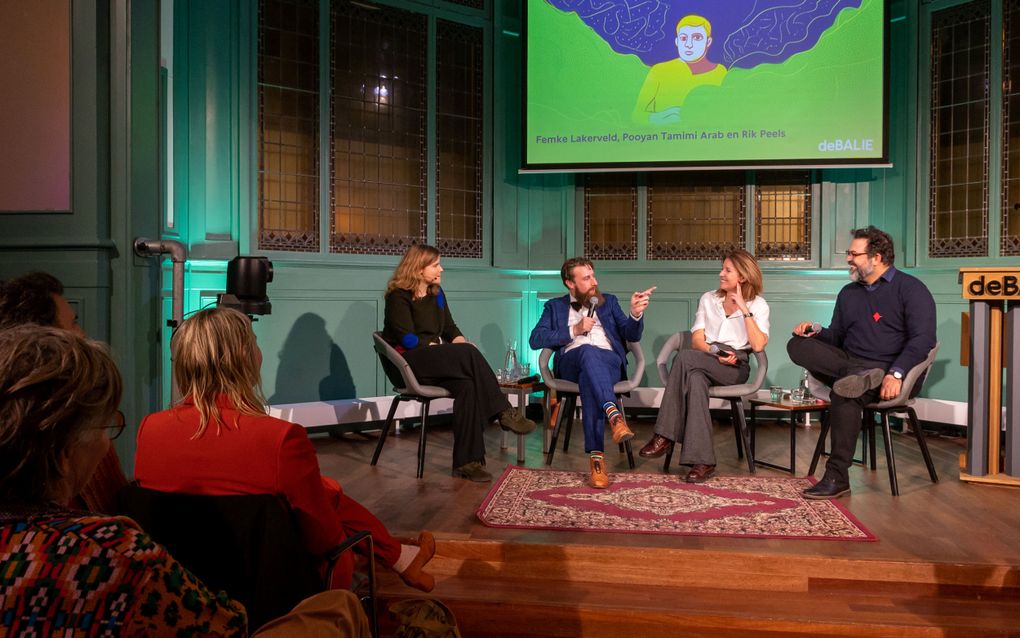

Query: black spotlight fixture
217 256 274 316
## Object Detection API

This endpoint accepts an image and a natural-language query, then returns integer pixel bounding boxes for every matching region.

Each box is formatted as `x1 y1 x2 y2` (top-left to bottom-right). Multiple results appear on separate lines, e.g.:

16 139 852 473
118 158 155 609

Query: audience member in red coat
134 307 435 592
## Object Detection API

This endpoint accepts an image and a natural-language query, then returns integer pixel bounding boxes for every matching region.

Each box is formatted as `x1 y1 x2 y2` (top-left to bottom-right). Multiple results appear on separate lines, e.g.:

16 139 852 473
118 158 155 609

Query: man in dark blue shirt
788 226 937 499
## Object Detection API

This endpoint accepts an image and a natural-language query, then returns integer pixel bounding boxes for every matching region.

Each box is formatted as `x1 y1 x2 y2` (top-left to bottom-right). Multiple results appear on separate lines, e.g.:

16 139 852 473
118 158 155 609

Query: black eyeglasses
101 411 126 440
845 250 870 258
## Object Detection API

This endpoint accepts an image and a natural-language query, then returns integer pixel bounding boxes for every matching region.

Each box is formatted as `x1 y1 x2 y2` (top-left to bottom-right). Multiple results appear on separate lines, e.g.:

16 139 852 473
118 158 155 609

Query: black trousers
403 343 510 468
786 336 888 484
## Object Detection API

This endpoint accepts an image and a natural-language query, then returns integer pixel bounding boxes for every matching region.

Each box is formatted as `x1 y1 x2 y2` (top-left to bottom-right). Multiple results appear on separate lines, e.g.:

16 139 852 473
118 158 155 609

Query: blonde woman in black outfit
383 245 535 482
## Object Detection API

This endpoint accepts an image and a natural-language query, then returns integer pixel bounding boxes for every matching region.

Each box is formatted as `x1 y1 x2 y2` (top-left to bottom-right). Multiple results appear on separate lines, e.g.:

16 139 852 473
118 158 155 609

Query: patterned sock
590 451 604 461
603 402 621 423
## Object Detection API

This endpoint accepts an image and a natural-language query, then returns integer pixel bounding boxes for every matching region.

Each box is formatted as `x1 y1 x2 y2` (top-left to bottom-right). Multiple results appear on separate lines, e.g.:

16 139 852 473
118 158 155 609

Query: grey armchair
655 331 769 474
370 332 452 479
808 344 940 495
538 341 645 468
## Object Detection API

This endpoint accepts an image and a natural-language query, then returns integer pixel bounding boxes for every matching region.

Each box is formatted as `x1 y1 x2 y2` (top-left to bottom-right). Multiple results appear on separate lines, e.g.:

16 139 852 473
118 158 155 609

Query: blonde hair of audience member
386 244 441 297
715 248 763 300
171 307 267 439
0 326 122 505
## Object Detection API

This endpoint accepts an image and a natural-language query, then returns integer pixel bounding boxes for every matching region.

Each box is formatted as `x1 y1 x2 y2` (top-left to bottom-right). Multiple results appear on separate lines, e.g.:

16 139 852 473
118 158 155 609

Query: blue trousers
557 345 624 453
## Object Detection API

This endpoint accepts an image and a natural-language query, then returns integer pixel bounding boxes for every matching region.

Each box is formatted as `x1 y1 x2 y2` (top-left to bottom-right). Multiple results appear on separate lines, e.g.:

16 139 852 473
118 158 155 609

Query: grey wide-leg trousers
653 349 749 465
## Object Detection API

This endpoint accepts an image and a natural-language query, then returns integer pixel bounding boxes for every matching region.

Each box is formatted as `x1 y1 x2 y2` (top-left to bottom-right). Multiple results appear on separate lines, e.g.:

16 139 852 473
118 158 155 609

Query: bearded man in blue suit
529 257 655 488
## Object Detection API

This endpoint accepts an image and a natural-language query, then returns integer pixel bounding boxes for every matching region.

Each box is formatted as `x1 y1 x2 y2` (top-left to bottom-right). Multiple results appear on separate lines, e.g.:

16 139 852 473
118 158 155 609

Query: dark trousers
787 336 887 483
557 345 623 453
403 343 510 468
654 349 748 466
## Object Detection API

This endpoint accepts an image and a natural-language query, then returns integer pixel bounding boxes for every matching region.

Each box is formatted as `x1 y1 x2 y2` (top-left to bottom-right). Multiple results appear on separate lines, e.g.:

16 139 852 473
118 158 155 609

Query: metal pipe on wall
133 238 187 403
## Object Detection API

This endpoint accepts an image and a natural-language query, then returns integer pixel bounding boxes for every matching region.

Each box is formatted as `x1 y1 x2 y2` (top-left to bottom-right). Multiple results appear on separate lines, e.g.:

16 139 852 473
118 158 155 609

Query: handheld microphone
708 344 734 358
800 322 823 336
583 296 600 336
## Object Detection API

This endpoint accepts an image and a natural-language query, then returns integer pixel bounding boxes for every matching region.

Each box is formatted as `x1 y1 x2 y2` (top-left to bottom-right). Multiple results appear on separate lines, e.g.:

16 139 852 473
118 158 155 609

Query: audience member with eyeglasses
0 271 128 513
637 249 770 483
0 326 249 636
788 226 936 499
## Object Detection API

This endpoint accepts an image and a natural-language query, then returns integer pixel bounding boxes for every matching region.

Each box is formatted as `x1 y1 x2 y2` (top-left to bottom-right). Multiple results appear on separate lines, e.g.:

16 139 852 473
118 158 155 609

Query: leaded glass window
583 175 637 260
330 1 427 255
258 0 320 252
929 1 990 258
436 20 483 258
755 171 811 261
647 173 746 261
1002 0 1020 255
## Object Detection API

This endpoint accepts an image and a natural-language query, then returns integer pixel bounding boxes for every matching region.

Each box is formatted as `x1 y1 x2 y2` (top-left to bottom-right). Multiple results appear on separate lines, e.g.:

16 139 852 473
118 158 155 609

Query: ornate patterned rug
478 466 875 541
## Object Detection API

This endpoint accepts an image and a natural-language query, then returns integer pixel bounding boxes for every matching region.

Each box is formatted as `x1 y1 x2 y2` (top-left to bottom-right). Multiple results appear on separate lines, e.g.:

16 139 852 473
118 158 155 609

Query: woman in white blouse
638 249 769 482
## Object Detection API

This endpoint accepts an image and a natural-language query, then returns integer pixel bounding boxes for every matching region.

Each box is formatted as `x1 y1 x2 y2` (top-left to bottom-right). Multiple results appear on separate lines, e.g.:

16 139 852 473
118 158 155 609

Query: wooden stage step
375 539 1020 637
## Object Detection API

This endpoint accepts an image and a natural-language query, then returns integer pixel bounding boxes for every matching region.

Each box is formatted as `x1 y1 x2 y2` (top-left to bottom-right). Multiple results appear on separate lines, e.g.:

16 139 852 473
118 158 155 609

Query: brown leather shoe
684 464 716 483
609 414 634 444
638 434 672 458
499 408 537 434
398 531 436 592
452 462 492 482
589 454 610 489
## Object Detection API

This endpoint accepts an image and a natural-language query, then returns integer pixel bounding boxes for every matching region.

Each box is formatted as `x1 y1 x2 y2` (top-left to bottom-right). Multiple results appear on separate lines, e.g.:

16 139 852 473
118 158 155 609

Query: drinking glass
769 386 783 402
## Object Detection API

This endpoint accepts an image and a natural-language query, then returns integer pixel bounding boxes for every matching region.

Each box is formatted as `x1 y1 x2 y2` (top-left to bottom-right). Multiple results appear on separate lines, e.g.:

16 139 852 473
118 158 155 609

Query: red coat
134 395 344 555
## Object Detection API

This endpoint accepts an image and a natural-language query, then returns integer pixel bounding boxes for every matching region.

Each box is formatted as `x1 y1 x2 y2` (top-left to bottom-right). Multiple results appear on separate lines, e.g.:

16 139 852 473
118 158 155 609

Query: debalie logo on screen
818 139 875 152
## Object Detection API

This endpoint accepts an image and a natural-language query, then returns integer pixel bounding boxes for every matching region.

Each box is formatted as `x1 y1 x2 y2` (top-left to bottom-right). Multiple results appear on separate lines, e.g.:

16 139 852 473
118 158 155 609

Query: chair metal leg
733 404 745 460
663 441 675 474
624 440 635 468
908 407 939 483
880 411 899 496
867 410 878 470
417 399 431 479
731 400 755 473
371 396 402 466
808 417 830 476
562 402 575 452
546 395 574 465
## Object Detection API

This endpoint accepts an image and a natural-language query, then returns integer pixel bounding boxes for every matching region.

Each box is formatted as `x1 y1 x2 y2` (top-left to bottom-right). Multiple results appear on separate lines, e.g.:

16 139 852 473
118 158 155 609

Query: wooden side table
749 391 830 475
498 381 549 464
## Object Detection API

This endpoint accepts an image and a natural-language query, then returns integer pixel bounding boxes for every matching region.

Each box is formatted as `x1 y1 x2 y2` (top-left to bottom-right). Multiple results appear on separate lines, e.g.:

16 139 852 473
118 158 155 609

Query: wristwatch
892 370 904 380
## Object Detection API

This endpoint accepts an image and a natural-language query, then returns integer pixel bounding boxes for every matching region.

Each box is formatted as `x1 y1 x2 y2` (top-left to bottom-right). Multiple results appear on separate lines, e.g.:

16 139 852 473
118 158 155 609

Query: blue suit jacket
529 293 643 376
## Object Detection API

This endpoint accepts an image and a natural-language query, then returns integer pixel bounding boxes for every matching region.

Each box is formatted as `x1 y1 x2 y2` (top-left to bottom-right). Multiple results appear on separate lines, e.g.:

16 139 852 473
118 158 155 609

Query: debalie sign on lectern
958 267 1020 487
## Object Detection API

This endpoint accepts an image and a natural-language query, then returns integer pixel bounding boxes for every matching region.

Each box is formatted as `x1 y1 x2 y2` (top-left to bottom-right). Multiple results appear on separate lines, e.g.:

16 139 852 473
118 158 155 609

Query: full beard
578 287 603 309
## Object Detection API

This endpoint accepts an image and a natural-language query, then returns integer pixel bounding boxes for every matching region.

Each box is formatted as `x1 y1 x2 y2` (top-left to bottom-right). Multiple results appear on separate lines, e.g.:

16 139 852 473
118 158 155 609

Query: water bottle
798 369 812 402
503 339 519 382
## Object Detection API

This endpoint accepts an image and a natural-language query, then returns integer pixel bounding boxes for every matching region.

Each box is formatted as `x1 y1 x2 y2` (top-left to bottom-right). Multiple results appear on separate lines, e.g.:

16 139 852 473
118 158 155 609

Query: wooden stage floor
316 414 1020 567
313 415 1020 636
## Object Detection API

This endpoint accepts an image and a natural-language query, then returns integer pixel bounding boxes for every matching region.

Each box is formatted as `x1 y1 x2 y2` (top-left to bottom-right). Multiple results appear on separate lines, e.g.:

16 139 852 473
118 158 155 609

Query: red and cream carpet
477 466 875 541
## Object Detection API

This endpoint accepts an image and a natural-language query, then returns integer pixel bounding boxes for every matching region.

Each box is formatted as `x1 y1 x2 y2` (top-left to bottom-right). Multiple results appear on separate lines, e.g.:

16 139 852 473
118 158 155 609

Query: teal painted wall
0 0 994 485
159 0 976 413
0 0 163 474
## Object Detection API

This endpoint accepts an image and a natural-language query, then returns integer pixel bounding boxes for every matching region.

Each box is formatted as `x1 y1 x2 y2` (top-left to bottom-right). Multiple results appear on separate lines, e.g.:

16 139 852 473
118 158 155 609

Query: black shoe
802 477 851 499
832 368 884 399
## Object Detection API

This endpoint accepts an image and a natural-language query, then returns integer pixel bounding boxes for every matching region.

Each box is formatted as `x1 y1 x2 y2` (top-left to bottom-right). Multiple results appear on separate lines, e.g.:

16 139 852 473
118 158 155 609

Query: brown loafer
589 454 610 489
684 464 716 483
398 531 436 592
639 434 673 458
609 415 634 444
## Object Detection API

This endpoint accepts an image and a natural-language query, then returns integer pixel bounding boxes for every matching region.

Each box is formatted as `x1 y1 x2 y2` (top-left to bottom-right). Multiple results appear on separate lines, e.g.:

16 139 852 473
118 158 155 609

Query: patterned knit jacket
0 506 247 637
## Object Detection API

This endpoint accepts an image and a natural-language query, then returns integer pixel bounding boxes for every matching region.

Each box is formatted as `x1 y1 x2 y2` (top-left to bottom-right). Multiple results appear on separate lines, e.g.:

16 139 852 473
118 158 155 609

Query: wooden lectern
959 267 1020 487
